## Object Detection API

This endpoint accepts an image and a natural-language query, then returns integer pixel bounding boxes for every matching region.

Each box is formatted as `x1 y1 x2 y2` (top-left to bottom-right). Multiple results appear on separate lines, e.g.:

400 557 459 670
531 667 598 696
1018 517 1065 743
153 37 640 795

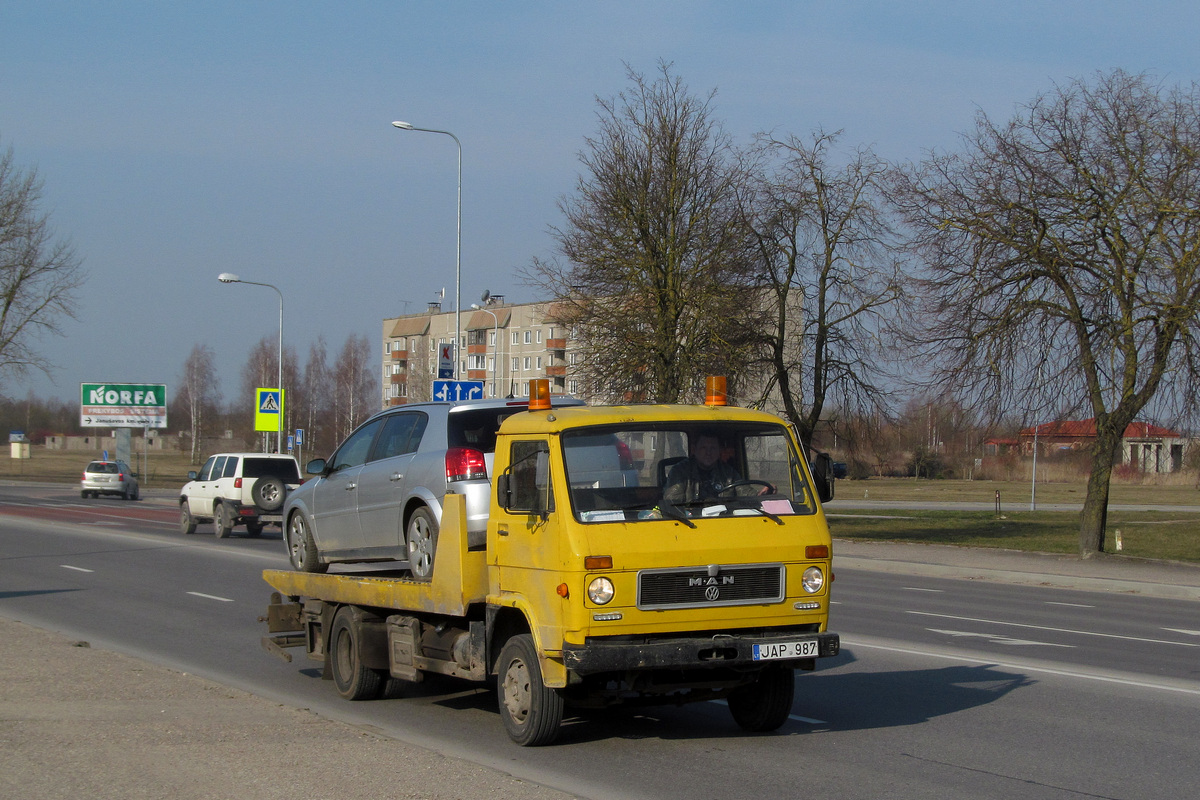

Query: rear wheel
329 607 384 700
245 521 264 537
496 634 563 746
180 504 197 535
405 507 438 582
727 666 795 732
214 504 234 538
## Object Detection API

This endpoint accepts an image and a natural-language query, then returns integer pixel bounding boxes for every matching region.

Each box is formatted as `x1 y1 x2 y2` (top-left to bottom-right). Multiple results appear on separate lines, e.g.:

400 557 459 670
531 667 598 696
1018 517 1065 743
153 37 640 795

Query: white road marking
908 610 1200 648
1045 601 1095 608
61 565 94 573
845 637 1200 697
186 592 234 602
903 587 944 593
1164 628 1200 637
927 628 1074 648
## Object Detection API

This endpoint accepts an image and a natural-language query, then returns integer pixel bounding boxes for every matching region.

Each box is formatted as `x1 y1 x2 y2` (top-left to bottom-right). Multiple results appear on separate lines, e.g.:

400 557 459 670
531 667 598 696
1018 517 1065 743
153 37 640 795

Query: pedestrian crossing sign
255 388 284 432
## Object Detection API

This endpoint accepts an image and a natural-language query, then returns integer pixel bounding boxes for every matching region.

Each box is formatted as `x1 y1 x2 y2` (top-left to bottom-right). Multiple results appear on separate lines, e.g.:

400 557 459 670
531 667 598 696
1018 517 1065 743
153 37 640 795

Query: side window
330 419 384 471
372 412 426 460
197 456 217 481
211 456 227 479
508 440 553 512
222 457 239 478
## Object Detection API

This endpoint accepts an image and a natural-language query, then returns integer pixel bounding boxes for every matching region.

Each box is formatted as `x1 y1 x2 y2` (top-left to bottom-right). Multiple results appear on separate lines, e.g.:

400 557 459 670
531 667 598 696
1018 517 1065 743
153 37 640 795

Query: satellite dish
481 290 490 304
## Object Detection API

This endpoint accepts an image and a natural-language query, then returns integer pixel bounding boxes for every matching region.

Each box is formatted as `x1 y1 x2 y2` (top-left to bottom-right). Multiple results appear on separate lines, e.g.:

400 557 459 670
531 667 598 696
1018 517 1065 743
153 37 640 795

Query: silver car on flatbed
283 394 584 579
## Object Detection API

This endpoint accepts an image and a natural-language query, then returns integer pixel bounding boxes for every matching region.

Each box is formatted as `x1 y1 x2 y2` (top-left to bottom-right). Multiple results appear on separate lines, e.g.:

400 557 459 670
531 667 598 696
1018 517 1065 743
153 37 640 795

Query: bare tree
174 344 221 464
741 130 907 448
0 141 85 380
300 336 333 458
891 70 1200 557
528 62 757 403
332 334 377 442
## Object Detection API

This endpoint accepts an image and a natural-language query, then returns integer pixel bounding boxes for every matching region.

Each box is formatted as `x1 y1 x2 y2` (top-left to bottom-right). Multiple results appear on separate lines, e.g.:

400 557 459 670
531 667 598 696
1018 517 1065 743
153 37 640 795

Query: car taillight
118 473 125 482
446 447 487 482
234 478 242 489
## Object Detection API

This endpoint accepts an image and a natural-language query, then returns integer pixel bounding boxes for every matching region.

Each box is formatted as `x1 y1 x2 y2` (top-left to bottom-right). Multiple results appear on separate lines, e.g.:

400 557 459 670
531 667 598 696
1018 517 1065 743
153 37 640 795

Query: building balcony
467 369 487 381
390 350 408 360
546 338 567 350
545 365 567 377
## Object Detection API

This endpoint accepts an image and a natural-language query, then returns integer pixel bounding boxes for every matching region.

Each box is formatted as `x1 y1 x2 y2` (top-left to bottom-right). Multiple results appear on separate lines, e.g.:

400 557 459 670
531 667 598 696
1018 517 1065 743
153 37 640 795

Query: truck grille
637 564 784 610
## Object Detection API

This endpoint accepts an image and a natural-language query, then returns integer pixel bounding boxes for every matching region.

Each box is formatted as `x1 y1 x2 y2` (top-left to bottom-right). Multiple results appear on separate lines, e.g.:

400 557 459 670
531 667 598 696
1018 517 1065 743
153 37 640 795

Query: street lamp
471 302 499 397
218 273 283 453
392 120 462 379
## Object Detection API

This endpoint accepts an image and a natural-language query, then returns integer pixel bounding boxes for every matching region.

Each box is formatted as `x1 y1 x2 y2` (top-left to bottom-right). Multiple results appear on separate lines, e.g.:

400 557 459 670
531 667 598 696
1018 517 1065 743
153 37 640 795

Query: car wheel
405 507 438 582
329 606 384 701
214 504 234 538
245 521 264 537
286 512 327 573
252 477 287 512
496 633 564 746
180 504 197 535
81 490 89 499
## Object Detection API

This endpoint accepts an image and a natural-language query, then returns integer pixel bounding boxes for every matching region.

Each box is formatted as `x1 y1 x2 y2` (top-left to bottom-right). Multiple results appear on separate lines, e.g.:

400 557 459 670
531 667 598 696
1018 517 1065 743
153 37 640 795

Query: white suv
180 453 302 538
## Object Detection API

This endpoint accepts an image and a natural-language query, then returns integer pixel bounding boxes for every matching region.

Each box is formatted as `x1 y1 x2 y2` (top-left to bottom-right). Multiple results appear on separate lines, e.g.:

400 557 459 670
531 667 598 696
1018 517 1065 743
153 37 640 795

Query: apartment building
381 297 581 406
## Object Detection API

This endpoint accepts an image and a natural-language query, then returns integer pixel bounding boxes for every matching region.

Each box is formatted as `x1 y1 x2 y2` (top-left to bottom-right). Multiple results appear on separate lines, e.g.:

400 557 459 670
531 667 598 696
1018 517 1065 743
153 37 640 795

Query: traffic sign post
255 388 285 452
433 380 484 402
438 344 455 379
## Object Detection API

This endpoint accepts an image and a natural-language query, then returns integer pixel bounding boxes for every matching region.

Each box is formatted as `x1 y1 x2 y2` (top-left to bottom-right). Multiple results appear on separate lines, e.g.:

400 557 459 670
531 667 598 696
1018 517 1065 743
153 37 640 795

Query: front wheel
405 507 438 582
180 504 197 535
727 666 795 732
329 606 384 701
496 634 564 746
286 512 326 573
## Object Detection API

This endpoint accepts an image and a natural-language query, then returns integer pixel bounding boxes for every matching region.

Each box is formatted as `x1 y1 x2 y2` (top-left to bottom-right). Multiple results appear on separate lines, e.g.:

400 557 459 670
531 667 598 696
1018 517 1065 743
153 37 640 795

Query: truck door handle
344 482 357 491
497 524 509 537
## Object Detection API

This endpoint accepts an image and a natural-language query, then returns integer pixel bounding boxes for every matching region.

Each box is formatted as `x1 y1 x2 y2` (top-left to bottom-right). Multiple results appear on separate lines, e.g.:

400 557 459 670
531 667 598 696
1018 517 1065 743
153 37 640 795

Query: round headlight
588 576 615 605
801 566 825 594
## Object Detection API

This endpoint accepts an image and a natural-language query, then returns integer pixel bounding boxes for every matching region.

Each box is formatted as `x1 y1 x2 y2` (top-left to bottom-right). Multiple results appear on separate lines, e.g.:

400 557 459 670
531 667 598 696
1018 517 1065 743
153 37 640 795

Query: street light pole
218 273 283 453
471 302 499 397
392 120 462 379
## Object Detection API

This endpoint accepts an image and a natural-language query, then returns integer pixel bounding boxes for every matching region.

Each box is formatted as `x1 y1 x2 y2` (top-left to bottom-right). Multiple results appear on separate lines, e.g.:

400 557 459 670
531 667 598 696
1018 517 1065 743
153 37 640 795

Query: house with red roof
1018 419 1187 473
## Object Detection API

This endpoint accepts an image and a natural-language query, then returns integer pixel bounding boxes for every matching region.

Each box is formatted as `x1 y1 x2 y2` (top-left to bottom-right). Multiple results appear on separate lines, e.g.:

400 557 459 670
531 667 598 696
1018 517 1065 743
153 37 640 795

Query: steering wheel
716 479 776 496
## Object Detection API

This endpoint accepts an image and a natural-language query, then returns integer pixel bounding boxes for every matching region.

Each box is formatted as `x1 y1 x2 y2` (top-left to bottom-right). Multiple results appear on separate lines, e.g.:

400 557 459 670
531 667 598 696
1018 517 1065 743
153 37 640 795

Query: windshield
561 422 816 523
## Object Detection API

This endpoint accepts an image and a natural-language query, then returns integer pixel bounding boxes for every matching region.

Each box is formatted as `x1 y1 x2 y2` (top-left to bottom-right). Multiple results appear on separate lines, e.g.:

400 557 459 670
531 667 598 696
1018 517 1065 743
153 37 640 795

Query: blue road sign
433 380 484 402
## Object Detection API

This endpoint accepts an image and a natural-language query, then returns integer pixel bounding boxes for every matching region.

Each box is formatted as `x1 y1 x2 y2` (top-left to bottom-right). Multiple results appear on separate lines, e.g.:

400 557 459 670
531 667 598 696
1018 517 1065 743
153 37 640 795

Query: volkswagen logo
704 585 720 601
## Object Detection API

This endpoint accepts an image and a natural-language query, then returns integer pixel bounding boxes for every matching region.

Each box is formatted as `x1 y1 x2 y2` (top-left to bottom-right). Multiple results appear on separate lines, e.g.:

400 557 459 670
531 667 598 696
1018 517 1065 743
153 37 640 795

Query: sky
3 1 1200 414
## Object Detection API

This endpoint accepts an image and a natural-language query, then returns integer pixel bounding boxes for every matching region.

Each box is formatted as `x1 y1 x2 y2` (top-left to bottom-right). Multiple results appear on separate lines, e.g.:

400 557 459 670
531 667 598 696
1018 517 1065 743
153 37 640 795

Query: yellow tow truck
262 379 840 745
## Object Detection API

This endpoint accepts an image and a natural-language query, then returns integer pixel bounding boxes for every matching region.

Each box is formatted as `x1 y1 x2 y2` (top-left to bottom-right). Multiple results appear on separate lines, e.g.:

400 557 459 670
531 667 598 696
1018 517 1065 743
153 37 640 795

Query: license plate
753 640 819 660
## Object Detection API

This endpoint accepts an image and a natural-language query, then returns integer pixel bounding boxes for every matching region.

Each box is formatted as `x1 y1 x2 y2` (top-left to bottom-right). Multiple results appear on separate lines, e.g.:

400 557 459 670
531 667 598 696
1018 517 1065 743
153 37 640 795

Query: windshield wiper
657 500 697 528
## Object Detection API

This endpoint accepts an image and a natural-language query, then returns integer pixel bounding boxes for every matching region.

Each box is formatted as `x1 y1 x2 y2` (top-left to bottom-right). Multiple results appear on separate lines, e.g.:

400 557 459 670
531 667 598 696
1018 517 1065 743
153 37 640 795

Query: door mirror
811 451 835 504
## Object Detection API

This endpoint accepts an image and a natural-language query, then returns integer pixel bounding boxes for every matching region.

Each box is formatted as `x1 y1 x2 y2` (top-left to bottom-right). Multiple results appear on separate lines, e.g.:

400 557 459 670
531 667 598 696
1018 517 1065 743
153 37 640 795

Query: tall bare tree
174 344 221 464
299 336 332 458
0 141 85 380
891 70 1200 557
741 130 906 448
528 62 756 403
332 334 377 442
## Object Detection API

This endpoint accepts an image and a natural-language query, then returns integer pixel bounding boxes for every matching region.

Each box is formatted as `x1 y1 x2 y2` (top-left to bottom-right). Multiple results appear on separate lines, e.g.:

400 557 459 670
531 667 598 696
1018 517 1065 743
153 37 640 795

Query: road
3 483 1199 799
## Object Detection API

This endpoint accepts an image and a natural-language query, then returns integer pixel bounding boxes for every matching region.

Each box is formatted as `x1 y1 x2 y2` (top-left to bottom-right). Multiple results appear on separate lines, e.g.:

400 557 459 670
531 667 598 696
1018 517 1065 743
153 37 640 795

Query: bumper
562 631 840 673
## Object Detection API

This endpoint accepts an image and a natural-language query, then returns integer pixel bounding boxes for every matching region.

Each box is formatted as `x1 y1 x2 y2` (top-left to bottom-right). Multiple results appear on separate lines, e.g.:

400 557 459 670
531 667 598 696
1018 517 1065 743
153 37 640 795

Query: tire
245 521 264 537
81 490 89 499
496 634 564 746
180 504 198 535
727 666 795 733
252 477 287 512
329 606 384 701
286 512 327 573
214 503 234 539
405 507 438 582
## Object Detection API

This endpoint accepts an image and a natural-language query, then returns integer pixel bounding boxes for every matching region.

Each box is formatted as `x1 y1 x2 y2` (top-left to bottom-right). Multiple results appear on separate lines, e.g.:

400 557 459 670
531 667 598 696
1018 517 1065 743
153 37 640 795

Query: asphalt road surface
3 484 1199 799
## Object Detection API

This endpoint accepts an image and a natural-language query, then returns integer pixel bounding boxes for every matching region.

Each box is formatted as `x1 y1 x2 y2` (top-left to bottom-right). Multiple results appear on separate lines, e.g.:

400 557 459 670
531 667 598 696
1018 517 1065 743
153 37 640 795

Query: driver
662 432 742 504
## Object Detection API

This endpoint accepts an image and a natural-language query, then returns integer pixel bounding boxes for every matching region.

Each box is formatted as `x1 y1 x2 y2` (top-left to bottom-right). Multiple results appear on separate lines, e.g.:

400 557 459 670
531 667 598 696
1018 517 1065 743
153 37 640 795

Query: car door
355 411 428 556
186 456 220 516
308 418 383 554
